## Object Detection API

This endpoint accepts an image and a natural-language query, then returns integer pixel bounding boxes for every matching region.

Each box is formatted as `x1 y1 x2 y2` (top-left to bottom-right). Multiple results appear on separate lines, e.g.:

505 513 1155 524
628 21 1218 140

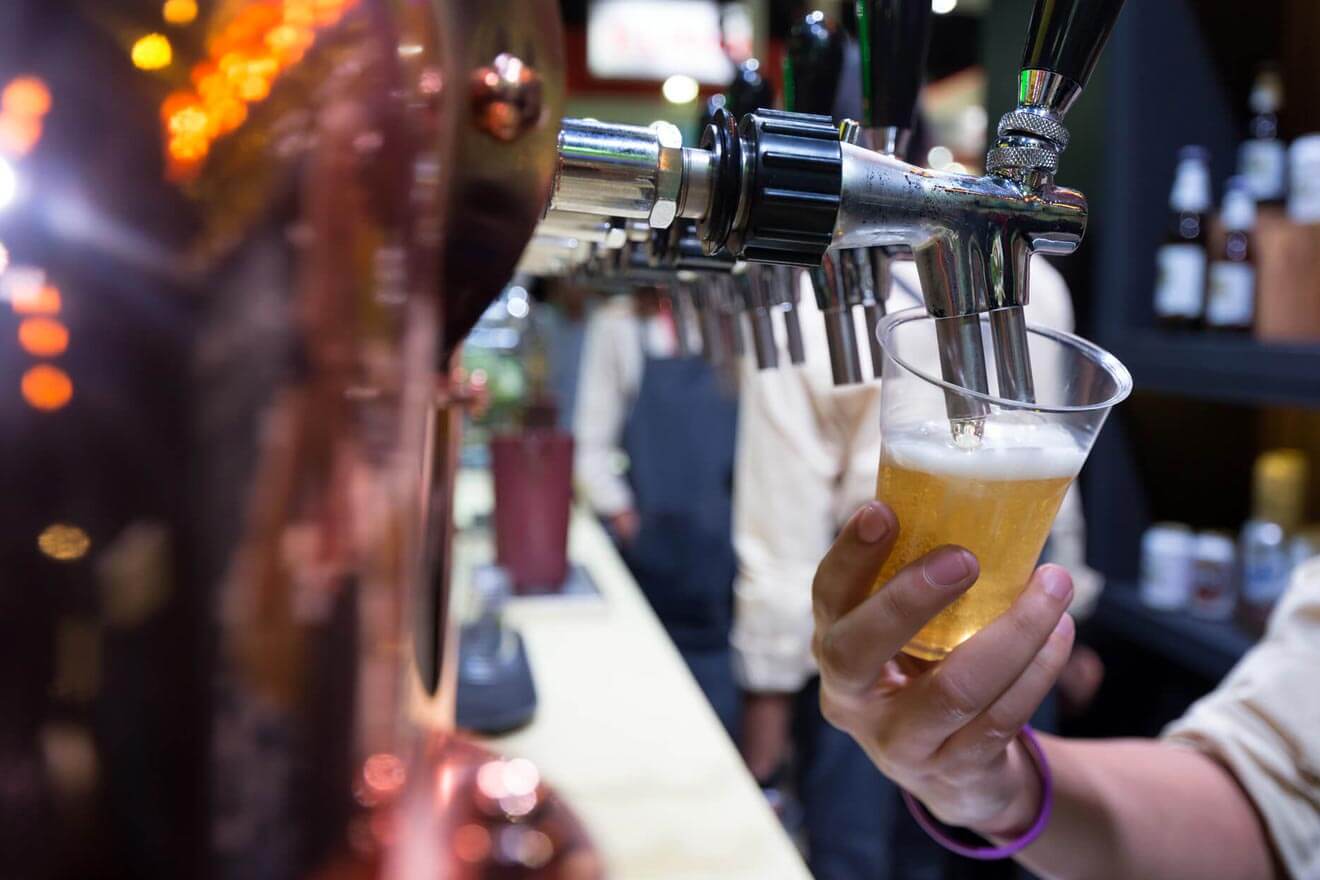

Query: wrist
972 736 1047 839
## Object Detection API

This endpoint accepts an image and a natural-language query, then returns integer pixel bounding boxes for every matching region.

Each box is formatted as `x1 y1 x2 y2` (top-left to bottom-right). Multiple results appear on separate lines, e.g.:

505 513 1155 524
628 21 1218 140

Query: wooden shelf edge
1104 330 1320 408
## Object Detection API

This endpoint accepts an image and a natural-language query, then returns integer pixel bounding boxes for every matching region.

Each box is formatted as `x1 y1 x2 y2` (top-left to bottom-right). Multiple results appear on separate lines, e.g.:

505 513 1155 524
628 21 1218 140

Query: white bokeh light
662 74 700 105
0 159 17 210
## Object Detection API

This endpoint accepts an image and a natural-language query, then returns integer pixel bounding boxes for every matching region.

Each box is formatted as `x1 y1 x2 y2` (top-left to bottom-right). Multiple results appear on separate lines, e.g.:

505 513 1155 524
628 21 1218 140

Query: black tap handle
856 0 932 131
1020 0 1126 93
784 11 846 117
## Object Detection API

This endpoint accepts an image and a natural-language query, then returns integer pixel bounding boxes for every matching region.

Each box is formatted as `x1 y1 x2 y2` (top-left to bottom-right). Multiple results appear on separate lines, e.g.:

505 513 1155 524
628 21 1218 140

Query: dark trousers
681 647 741 740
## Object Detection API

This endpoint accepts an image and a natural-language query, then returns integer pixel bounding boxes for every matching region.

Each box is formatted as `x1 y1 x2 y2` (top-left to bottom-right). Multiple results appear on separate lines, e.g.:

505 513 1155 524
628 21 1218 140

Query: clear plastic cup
875 309 1132 660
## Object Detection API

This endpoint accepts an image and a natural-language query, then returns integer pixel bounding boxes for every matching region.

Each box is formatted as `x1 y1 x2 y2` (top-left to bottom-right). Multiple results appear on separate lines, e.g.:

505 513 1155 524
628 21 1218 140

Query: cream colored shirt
731 257 1101 692
1163 557 1320 878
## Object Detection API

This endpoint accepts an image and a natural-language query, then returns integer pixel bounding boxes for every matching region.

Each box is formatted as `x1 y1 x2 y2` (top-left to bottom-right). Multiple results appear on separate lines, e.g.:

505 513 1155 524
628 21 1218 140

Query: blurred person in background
732 257 1100 880
533 277 594 433
809 506 1320 880
575 286 741 736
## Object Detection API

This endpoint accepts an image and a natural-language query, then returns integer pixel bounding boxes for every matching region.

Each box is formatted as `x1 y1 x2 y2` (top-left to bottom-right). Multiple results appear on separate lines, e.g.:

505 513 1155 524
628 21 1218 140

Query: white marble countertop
450 468 811 879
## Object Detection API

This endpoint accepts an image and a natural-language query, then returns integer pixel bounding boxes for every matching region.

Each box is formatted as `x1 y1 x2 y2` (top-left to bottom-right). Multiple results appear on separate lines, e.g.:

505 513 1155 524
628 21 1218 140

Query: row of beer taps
520 0 1127 424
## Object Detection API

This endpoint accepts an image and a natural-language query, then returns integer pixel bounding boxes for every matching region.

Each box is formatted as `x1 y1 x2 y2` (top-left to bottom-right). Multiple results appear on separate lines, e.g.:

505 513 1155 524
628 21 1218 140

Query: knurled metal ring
986 144 1059 175
996 110 1070 149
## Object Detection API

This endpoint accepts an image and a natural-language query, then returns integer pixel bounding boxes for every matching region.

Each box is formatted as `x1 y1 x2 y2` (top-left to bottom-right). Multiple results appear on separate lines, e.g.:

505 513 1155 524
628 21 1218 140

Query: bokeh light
18 317 69 356
0 157 17 208
158 0 361 179
21 363 73 411
362 753 406 797
12 283 61 315
2 77 52 119
0 114 42 157
38 523 91 561
452 824 492 864
132 34 174 71
926 145 954 170
162 0 199 25
662 74 700 104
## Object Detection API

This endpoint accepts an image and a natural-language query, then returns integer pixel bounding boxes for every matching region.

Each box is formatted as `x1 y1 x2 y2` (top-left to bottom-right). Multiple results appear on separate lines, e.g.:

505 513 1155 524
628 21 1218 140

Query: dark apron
618 319 739 733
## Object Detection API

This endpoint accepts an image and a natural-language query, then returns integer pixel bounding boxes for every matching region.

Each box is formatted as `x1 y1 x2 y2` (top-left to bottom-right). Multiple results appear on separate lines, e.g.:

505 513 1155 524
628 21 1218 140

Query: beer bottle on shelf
1153 146 1211 329
1238 65 1286 206
1205 177 1256 333
1239 449 1309 632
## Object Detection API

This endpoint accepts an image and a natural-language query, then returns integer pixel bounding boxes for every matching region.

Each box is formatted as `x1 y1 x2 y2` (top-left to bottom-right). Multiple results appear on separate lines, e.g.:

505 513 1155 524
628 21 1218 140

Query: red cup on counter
490 429 574 594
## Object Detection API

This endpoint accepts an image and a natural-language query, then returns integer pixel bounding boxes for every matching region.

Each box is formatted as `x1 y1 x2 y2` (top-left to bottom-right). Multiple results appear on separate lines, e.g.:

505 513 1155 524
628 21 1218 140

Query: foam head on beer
874 416 1085 660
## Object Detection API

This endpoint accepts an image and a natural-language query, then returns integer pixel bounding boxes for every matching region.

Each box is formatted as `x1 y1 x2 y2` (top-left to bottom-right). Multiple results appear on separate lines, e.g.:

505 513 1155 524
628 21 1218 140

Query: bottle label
1289 153 1320 223
1240 140 1286 201
1206 262 1255 326
1140 544 1195 609
1242 535 1291 604
1154 243 1206 319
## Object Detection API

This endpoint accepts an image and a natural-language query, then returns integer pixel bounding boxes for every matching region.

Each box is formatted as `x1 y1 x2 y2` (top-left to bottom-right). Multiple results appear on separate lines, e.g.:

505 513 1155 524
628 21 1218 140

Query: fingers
938 613 1074 772
895 564 1075 744
816 546 978 692
811 502 899 626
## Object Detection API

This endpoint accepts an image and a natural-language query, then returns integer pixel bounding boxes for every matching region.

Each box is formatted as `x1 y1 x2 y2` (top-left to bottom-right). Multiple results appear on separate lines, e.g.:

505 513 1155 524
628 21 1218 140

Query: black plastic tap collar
724 109 842 268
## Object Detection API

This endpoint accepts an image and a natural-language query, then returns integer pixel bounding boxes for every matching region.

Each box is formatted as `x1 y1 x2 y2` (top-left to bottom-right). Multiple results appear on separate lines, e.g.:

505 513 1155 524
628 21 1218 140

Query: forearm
1004 736 1275 880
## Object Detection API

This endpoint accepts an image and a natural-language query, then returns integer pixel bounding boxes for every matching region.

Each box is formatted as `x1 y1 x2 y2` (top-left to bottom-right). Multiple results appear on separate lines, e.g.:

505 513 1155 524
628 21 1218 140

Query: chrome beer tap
734 265 779 370
767 265 808 366
668 279 697 358
549 0 1127 431
783 10 861 384
848 0 933 377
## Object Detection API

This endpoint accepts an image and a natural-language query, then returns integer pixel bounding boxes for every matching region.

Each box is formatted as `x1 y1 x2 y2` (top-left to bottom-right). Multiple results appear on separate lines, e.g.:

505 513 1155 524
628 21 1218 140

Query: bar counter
449 468 811 879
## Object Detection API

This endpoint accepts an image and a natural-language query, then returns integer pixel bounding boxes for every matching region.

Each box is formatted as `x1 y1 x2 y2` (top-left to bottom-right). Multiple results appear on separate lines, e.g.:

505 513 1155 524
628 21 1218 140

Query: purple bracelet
901 725 1054 860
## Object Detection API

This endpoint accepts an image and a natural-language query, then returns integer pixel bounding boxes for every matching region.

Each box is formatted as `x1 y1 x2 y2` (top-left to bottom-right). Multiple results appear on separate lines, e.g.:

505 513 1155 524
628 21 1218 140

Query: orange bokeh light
18 317 69 357
168 133 209 162
158 0 362 180
0 114 42 157
21 364 73 411
12 283 61 316
160 90 199 123
168 104 209 137
2 77 52 119
238 75 271 102
162 0 199 26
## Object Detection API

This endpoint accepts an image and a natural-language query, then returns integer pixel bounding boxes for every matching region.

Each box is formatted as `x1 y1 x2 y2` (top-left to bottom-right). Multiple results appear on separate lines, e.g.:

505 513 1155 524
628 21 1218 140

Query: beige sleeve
730 350 844 693
572 304 637 517
1162 558 1320 877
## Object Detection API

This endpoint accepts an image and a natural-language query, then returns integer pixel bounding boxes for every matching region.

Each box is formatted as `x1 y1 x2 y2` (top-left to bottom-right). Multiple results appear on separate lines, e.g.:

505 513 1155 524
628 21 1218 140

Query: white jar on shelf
1140 522 1196 611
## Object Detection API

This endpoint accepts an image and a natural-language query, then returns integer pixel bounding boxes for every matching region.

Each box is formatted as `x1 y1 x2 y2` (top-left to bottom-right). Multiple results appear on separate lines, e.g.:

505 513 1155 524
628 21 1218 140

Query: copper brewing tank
0 0 589 876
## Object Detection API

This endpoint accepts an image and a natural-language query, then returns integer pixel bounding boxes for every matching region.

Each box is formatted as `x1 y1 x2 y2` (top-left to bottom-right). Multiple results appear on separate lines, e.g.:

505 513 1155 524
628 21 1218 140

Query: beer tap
848 0 933 376
714 274 746 359
667 279 697 357
538 209 628 250
549 0 1127 433
693 274 727 366
769 265 808 366
783 9 862 384
734 266 779 369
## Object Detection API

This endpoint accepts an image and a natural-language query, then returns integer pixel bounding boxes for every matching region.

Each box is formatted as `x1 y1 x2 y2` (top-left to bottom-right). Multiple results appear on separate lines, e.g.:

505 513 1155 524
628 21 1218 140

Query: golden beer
873 423 1082 660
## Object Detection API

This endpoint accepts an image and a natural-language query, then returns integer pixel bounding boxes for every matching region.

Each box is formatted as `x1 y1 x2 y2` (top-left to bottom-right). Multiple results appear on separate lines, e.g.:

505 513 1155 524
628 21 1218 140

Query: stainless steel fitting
552 118 715 229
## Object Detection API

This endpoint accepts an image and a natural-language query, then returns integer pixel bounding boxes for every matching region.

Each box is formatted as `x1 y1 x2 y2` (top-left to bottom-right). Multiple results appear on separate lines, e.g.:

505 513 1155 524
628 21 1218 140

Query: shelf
1105 331 1320 409
1089 584 1256 682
